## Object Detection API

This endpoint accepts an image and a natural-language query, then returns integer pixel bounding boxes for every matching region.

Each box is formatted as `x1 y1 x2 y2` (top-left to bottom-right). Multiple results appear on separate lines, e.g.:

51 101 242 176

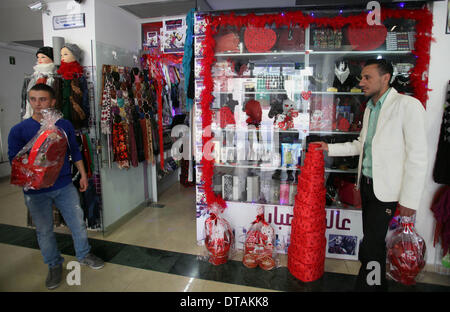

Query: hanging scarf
57 60 84 80
100 75 113 134
112 121 129 169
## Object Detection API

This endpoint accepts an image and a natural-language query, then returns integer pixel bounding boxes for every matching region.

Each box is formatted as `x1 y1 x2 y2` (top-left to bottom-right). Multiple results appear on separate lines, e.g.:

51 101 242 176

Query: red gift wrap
288 142 327 282
386 217 426 285
243 211 277 270
204 210 234 265
11 109 67 191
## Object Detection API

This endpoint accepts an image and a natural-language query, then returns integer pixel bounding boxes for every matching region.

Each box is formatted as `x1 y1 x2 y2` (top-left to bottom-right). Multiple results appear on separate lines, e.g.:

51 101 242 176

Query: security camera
28 1 51 15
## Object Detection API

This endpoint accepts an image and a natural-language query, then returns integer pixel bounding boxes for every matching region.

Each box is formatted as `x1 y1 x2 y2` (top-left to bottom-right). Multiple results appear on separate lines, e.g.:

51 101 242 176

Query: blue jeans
24 183 91 268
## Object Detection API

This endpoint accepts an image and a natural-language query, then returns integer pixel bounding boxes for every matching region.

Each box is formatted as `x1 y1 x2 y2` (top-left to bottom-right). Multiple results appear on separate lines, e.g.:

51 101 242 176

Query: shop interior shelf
212 90 366 96
215 50 412 57
325 168 357 174
224 200 294 208
214 163 301 171
211 126 301 134
309 130 360 135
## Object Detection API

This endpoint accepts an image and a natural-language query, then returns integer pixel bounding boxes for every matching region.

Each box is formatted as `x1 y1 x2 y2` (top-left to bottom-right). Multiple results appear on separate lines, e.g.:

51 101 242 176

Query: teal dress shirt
362 88 391 178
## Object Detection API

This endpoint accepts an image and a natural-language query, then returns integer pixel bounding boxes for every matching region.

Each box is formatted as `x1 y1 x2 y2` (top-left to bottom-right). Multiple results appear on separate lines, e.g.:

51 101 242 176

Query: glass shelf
309 130 360 135
215 163 301 171
215 50 412 57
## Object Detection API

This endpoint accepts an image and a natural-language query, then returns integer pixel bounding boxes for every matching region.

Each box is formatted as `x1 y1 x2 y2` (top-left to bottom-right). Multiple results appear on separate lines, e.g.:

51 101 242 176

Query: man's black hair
29 83 56 99
364 59 394 82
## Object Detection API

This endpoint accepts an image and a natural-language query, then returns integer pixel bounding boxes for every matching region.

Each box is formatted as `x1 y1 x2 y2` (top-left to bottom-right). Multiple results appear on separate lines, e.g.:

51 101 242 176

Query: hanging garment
433 82 450 185
112 121 130 169
101 69 114 134
182 8 195 112
140 118 150 162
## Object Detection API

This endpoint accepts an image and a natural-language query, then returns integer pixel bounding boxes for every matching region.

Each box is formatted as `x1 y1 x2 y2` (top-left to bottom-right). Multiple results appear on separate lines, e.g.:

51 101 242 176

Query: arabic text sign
53 13 85 30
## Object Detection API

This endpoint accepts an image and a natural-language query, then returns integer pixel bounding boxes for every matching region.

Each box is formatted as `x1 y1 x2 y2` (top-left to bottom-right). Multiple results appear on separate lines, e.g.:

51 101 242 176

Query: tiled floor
0 176 449 292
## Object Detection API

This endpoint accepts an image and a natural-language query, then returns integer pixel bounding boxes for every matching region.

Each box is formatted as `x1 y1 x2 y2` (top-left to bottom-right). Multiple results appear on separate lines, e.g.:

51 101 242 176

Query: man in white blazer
315 59 427 291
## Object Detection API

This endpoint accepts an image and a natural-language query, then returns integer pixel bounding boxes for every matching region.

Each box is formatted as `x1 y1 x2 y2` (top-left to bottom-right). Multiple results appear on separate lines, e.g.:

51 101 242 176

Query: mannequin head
61 47 76 63
36 46 53 64
61 43 81 63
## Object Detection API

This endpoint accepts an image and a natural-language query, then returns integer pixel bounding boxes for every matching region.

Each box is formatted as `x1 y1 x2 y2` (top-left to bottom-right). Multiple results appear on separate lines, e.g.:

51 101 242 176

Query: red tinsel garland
199 7 434 210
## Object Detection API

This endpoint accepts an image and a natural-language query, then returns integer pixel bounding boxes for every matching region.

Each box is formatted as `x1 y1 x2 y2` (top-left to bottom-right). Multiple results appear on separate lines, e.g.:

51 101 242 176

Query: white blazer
328 88 428 211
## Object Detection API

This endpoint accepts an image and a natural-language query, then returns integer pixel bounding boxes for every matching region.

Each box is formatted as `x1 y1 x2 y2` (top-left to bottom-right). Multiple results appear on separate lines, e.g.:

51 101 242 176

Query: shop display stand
288 143 326 282
194 7 433 262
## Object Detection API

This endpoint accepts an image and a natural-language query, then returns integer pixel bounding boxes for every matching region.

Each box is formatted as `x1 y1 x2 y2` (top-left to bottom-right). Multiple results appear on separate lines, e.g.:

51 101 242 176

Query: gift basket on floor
11 109 68 191
243 206 279 271
386 216 426 285
201 204 235 265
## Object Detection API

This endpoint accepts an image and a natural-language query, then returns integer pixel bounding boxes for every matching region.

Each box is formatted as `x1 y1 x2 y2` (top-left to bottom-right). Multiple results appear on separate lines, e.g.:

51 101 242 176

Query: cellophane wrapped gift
387 216 426 285
203 204 235 265
243 206 279 270
11 109 67 191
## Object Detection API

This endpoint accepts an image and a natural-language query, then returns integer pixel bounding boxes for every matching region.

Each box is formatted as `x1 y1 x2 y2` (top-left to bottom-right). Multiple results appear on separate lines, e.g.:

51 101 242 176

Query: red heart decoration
301 91 312 100
347 24 387 51
244 27 277 53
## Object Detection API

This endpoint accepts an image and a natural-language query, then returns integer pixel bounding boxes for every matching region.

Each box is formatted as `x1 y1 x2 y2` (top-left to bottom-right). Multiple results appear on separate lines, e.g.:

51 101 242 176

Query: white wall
0 8 42 43
95 0 140 52
416 0 450 266
42 0 96 67
0 43 36 177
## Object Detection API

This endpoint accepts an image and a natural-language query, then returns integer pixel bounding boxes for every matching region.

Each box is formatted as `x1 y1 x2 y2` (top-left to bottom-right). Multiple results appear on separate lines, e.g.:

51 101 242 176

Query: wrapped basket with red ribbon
11 109 67 191
243 207 277 270
387 216 426 285
204 208 234 265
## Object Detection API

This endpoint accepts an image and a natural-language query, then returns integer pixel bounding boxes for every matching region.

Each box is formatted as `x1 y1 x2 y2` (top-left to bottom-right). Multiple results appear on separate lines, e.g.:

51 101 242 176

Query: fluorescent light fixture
28 1 51 15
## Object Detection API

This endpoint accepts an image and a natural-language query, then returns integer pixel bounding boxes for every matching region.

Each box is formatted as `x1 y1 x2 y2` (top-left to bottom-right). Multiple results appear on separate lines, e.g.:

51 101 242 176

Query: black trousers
355 176 397 292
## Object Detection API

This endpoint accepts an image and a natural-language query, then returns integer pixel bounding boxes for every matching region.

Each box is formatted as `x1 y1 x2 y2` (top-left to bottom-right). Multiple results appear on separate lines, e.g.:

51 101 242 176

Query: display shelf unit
194 7 427 260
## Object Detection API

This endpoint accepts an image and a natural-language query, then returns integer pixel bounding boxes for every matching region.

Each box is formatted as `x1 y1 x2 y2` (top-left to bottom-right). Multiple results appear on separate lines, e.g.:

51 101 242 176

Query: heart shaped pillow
244 27 277 53
347 24 387 51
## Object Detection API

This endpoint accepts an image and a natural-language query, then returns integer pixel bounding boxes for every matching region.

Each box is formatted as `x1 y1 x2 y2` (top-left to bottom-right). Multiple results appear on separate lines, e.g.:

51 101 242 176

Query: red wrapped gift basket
11 109 68 191
204 204 234 265
243 207 277 270
387 216 426 285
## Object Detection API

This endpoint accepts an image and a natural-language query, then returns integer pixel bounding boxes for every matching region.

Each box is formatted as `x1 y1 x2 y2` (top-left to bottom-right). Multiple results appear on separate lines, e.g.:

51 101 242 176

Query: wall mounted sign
53 13 85 30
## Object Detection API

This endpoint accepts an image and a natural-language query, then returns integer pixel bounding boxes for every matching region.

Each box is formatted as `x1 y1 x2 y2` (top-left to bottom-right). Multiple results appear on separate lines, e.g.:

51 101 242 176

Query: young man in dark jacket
8 83 104 290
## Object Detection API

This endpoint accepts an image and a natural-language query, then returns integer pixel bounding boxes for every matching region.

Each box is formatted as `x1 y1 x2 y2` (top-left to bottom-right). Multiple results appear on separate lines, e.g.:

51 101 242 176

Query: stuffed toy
274 99 298 130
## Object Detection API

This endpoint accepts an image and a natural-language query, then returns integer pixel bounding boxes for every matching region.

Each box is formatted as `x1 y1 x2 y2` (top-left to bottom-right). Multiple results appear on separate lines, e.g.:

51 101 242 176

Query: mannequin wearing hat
56 43 90 129
22 46 58 119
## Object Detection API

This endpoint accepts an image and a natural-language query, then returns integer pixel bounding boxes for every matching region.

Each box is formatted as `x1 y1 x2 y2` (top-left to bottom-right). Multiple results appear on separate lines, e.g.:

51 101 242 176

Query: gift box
288 256 325 282
288 142 327 282
246 176 260 202
222 175 233 201
280 182 290 205
281 143 302 167
232 175 246 201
